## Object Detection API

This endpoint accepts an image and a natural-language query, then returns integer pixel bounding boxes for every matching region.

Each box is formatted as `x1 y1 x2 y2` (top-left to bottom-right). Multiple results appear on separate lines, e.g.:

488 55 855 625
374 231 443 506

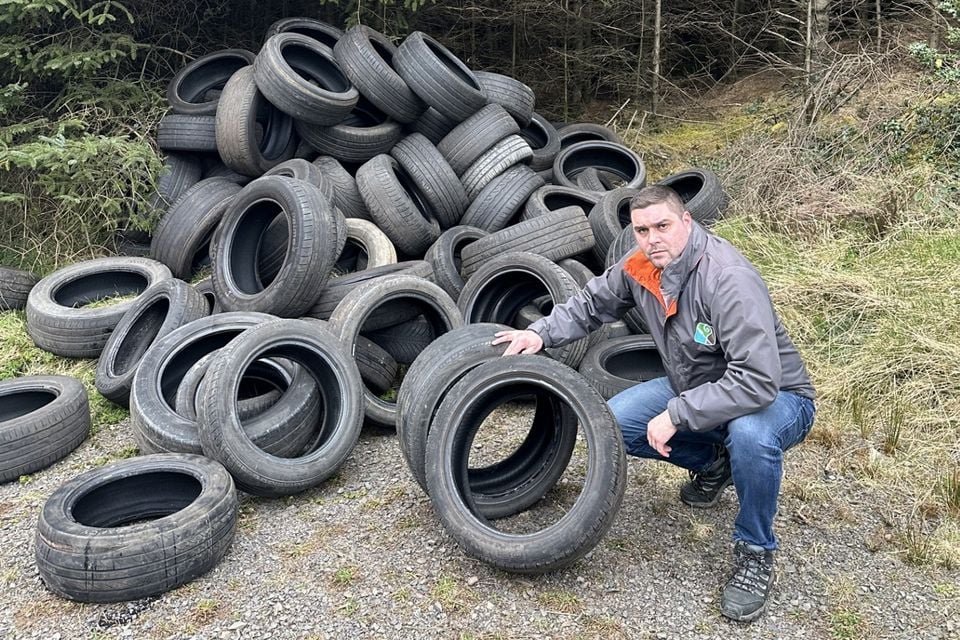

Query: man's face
631 201 693 269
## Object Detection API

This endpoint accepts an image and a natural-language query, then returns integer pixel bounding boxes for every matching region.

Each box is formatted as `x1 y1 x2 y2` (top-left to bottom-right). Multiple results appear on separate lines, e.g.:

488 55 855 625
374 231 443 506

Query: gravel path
1 412 957 640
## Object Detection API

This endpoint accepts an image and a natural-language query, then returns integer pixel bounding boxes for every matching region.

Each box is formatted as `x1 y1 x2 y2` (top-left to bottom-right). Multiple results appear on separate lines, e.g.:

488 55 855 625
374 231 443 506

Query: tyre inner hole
283 43 350 92
661 175 704 204
423 38 480 90
180 57 248 103
0 390 57 422
464 270 551 326
72 472 202 528
285 27 339 50
54 272 148 308
231 199 284 295
541 192 594 213
393 163 437 225
113 297 171 376
519 118 548 150
562 147 639 184
256 100 294 160
605 348 666 382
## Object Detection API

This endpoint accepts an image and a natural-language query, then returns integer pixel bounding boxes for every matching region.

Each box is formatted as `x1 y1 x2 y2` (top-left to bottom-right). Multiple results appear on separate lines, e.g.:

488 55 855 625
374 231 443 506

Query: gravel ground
1 408 957 640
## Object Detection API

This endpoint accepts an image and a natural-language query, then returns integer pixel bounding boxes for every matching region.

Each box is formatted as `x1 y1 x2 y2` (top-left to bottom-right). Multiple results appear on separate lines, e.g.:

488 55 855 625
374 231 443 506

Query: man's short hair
629 185 686 216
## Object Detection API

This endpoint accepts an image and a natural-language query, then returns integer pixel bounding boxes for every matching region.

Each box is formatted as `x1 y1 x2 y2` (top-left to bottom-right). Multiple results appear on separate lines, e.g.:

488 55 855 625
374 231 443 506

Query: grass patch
536 590 582 614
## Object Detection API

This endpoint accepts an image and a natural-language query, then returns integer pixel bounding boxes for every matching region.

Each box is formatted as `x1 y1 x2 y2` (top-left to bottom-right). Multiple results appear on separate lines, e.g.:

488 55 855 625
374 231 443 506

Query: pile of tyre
1 16 728 602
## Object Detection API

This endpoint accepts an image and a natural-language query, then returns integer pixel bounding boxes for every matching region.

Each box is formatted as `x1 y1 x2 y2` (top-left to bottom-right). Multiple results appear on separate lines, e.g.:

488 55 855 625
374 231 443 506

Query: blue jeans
608 377 815 550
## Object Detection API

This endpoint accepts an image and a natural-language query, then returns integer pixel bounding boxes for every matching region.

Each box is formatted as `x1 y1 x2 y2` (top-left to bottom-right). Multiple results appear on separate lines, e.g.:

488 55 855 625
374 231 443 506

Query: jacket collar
623 221 707 318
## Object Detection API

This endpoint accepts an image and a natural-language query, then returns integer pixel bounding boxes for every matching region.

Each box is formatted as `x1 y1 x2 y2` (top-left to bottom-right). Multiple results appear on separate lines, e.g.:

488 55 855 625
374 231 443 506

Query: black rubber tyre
150 178 242 280
578 334 665 399
522 184 600 220
407 106 457 144
26 257 173 358
605 224 637 268
0 376 89 483
305 260 432 322
198 319 363 496
518 113 561 172
312 156 371 220
201 160 251 185
129 312 321 456
328 274 462 428
216 66 297 177
460 164 544 232
192 277 221 314
334 217 397 273
35 453 237 602
254 33 358 126
424 355 626 574
296 96 403 164
173 353 285 422
390 133 468 230
95 278 209 408
558 122 623 149
588 187 640 265
553 141 646 193
437 104 520 176
0 267 39 311
333 25 426 124
211 175 345 317
361 315 435 365
424 226 488 299
460 135 533 200
167 49 257 115
145 153 203 221
474 71 535 127
655 167 729 225
262 158 330 196
264 17 343 50
355 154 441 256
157 115 218 153
457 251 589 368
557 258 596 287
459 207 595 279
354 335 399 395
394 31 485 122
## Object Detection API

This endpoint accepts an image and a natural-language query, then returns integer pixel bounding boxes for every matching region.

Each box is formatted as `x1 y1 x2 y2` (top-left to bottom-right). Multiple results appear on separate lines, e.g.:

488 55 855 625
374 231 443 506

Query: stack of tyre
4 17 731 601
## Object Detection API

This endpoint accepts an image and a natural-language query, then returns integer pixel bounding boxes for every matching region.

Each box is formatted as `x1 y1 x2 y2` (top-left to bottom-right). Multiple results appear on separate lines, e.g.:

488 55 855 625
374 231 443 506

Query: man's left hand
647 410 677 458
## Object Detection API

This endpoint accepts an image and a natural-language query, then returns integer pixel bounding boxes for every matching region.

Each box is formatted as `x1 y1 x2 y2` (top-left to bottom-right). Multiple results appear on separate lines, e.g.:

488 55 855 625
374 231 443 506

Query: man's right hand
491 329 544 356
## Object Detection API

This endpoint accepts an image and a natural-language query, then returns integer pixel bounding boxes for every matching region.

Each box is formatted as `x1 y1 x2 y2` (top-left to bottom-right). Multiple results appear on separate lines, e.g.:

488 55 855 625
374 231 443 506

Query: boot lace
730 546 772 596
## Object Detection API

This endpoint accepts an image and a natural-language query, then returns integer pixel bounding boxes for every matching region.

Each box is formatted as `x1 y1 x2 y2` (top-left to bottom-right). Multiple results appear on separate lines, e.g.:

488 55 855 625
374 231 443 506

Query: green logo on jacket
694 322 716 346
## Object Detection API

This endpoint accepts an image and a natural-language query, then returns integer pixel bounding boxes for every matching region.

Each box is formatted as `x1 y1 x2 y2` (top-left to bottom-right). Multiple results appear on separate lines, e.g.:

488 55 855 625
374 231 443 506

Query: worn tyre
424 226 488 299
655 167 728 225
425 355 626 574
0 376 89 483
474 71 535 127
35 453 237 602
198 319 363 496
522 184 600 220
305 260 432 322
558 122 622 149
460 135 533 201
437 104 520 176
26 257 172 358
407 106 458 144
157 115 218 153
264 17 343 49
578 334 665 399
553 141 646 193
460 164 544 232
391 133 468 229
328 274 462 428
95 278 210 407
518 113 560 172
588 187 639 265
394 31 485 122
167 49 256 115
0 267 39 311
312 156 370 220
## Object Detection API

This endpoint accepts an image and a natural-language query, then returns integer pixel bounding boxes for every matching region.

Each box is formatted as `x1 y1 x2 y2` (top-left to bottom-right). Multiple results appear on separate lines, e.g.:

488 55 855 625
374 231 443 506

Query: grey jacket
528 222 815 433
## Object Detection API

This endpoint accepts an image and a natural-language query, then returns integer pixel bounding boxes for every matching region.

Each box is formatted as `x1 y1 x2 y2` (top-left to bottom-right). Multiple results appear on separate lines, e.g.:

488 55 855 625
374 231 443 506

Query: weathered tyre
35 453 237 602
311 156 370 220
264 17 343 49
144 153 203 221
558 122 622 149
0 376 89 483
215 66 297 177
129 312 320 456
172 353 286 422
26 257 172 358
459 207 595 279
150 178 242 280
95 278 209 407
518 112 560 172
425 355 626 573
390 133 468 229
211 175 345 317
157 115 218 153
407 106 458 144
167 49 256 115
424 226 488 299
553 141 646 193
437 104 520 176
333 25 425 124
254 32 358 125
0 267 39 311
334 218 397 273
296 96 403 164
394 31 485 122
305 260 432 322
460 135 533 201
328 274 462 428
588 187 639 265
460 164 544 232
474 71 535 127
198 319 363 496
355 154 441 256
578 334 665 399
458 250 589 367
522 184 600 220
361 315 435 365
655 167 728 225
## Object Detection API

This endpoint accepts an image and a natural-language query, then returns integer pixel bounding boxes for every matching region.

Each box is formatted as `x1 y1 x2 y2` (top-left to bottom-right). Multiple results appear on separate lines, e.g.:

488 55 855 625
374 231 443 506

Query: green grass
0 311 129 434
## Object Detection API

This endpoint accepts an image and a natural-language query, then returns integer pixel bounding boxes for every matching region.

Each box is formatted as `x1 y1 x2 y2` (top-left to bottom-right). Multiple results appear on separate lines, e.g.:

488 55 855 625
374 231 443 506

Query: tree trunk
651 0 661 116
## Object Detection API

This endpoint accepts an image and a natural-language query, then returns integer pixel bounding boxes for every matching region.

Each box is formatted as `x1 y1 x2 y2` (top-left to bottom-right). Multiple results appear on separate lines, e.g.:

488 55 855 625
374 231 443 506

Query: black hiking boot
679 446 732 508
721 541 776 622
